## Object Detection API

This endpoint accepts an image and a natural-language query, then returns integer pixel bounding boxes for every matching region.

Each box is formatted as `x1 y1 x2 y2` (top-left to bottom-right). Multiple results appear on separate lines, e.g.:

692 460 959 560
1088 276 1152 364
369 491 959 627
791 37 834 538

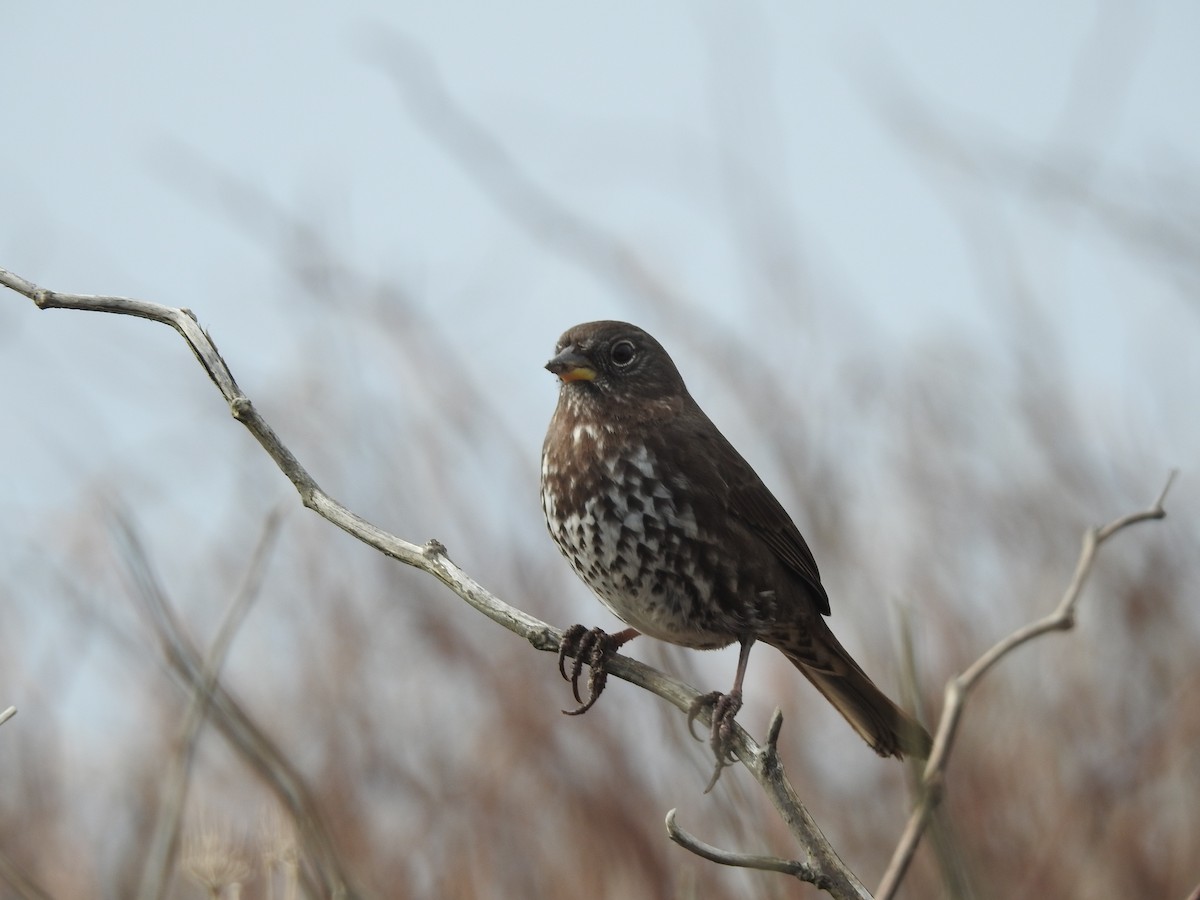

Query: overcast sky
3 2 1197 577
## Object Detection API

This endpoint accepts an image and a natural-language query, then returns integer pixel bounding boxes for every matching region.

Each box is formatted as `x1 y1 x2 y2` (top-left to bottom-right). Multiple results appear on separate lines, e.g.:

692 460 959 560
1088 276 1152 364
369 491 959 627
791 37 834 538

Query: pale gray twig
665 809 831 884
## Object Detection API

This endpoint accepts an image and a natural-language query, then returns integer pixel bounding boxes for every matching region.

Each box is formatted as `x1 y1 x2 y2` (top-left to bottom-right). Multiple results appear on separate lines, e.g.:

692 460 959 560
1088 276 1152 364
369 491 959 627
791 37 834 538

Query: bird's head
545 321 688 410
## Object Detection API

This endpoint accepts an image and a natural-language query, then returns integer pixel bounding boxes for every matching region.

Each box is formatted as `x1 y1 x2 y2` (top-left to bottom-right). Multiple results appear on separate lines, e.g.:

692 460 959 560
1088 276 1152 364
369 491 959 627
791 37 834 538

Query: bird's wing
690 413 832 616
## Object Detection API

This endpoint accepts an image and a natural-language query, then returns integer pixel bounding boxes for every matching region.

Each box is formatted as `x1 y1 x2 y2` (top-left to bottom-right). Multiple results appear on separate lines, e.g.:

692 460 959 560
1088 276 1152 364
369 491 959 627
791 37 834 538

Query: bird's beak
545 346 597 383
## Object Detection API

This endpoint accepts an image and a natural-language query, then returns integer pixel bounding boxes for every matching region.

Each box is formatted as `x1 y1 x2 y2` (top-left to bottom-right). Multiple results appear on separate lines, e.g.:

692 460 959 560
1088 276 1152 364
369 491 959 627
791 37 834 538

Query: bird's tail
775 624 933 760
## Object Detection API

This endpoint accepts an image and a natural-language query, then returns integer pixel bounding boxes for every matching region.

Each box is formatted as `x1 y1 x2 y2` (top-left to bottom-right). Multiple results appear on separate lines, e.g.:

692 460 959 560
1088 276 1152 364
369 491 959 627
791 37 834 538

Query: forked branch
875 472 1175 900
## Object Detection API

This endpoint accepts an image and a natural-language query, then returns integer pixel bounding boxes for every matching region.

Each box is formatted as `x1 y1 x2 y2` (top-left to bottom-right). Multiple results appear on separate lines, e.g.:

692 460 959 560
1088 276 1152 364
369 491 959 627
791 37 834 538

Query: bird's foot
687 689 744 792
558 625 635 715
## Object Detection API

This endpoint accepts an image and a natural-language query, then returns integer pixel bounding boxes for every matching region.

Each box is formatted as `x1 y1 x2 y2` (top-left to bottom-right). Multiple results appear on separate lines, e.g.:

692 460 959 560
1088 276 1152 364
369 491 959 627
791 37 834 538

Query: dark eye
611 339 636 367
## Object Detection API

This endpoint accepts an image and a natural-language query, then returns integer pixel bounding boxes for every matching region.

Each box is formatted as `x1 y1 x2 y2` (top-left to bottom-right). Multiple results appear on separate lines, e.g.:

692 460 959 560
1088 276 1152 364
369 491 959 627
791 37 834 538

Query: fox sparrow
541 321 931 783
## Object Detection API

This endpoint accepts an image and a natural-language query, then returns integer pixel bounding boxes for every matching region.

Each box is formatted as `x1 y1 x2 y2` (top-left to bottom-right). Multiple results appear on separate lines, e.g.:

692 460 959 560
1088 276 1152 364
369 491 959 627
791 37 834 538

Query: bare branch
665 809 837 889
0 852 55 900
764 706 784 756
875 473 1175 900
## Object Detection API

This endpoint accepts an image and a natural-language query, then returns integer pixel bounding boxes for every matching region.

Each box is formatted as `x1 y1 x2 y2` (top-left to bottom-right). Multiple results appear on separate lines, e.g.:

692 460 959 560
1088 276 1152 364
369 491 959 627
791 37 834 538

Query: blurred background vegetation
2 5 1198 899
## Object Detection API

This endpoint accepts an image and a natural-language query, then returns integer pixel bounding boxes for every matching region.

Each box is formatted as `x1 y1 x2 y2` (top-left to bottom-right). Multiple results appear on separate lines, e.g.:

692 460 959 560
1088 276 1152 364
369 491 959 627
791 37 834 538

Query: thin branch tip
1156 468 1178 510
765 707 784 755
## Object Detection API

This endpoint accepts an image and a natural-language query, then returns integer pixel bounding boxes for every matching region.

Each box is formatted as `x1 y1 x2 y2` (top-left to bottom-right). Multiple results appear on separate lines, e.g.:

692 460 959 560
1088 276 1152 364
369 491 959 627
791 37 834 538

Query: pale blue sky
2 0 1196 655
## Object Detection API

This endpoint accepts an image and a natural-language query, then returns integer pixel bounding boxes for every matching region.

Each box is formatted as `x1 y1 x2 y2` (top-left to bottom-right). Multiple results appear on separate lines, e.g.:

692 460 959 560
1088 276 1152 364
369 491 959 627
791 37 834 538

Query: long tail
774 624 932 760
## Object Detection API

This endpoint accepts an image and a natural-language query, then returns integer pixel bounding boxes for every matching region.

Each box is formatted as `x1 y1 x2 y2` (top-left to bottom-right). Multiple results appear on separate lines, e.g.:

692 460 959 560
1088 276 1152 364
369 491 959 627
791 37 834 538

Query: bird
540 320 931 786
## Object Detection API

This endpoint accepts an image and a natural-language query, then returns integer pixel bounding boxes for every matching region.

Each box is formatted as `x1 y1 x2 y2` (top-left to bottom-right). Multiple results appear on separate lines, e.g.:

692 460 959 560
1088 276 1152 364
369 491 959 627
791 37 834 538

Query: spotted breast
541 407 738 649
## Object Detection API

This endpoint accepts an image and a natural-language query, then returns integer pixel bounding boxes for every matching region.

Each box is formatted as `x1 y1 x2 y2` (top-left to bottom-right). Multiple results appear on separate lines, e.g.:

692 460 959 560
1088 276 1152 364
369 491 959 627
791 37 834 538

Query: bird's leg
687 636 755 790
558 625 640 715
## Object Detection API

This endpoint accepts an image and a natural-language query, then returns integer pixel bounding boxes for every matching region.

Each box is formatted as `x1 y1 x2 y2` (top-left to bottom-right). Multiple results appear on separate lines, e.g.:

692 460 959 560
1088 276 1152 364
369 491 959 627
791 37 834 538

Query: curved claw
568 653 589 704
557 624 589 683
564 644 607 715
557 625 625 716
686 689 744 792
711 691 744 762
687 690 722 741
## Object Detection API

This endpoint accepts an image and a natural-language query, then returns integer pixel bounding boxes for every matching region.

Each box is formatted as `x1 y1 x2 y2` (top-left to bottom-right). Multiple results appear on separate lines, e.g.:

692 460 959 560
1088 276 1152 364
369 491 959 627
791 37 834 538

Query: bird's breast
541 420 739 648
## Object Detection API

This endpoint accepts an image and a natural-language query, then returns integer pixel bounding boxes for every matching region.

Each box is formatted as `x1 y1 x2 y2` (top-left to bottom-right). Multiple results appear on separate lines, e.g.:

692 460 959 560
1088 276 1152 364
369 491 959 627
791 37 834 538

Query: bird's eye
611 339 637 367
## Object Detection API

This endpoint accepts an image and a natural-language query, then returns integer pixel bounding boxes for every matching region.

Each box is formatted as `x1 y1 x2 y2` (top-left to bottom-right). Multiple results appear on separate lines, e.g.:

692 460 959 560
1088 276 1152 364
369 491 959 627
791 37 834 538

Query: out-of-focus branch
0 853 55 900
2 267 869 898
136 510 283 900
110 510 353 900
364 33 685 315
0 710 55 900
875 473 1175 900
860 54 1200 290
894 605 973 899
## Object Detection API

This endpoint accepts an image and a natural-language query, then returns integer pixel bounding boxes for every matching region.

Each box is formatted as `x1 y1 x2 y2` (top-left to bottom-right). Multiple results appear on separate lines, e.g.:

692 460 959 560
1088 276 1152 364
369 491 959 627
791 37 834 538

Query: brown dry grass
2 272 1194 900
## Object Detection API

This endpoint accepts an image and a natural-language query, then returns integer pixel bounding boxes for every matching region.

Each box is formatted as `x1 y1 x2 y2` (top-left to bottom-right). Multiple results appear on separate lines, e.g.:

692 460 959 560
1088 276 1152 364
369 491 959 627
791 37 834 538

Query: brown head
545 321 691 422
